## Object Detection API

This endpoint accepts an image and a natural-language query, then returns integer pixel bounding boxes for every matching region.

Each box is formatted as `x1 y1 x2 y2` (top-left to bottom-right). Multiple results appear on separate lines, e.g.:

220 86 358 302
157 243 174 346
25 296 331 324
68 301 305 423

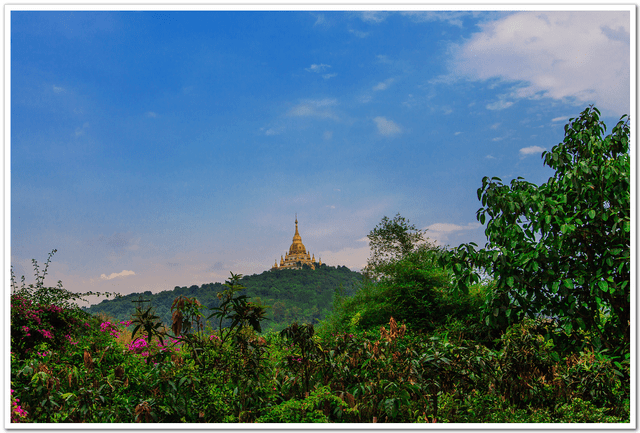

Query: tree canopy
364 213 434 279
440 106 630 352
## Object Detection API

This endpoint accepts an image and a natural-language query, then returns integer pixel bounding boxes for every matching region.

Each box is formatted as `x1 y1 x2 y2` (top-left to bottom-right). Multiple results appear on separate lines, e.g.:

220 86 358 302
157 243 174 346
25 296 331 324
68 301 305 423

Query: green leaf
588 209 596 219
563 322 573 335
384 398 399 419
597 280 608 293
562 279 574 290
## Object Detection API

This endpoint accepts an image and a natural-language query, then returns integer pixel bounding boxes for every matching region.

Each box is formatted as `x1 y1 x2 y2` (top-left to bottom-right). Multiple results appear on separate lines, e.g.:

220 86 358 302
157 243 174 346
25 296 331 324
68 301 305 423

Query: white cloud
318 245 370 271
373 78 394 91
53 85 65 93
146 111 157 118
264 127 283 136
305 63 331 73
100 270 135 280
322 73 337 80
451 11 630 115
312 13 326 26
359 11 387 23
287 98 339 119
289 105 314 116
400 11 468 27
520 145 546 157
373 116 402 136
425 222 482 246
454 131 463 135
376 55 393 64
486 154 496 159
490 122 501 130
552 116 569 122
349 29 369 38
486 99 514 111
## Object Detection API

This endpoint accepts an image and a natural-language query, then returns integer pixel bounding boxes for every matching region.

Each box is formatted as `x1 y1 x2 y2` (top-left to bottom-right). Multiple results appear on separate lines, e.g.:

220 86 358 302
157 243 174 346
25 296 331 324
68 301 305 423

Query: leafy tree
364 213 433 279
440 106 630 351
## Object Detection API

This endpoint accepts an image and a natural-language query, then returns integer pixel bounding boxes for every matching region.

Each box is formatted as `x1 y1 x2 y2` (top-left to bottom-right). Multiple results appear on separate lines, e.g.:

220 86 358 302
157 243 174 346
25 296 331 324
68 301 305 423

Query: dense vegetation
11 107 630 423
83 265 362 333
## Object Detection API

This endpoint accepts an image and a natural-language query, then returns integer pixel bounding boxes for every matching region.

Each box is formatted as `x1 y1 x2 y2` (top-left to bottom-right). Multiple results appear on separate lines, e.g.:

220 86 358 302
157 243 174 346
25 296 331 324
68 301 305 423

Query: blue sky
9 8 632 302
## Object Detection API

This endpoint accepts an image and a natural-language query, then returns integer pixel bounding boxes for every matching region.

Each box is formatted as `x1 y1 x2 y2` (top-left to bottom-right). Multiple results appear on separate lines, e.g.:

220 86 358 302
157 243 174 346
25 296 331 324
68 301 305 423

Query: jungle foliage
11 107 630 424
83 264 362 333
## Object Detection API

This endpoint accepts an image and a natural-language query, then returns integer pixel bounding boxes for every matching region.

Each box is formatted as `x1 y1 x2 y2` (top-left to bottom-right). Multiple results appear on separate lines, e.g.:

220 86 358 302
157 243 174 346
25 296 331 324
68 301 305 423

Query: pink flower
38 329 53 339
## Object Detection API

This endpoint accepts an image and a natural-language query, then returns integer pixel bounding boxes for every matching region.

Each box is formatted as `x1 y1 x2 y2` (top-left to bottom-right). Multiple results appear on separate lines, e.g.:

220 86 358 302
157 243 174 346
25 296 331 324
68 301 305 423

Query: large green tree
364 213 433 279
441 106 630 350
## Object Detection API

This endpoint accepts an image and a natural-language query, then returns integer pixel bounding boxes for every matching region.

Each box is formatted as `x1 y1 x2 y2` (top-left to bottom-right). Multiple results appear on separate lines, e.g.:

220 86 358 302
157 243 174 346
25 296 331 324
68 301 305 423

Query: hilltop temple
272 216 322 270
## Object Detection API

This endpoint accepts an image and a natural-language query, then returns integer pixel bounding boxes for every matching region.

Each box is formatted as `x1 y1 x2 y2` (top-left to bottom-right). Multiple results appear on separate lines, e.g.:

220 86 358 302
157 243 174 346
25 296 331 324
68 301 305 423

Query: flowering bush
10 389 27 423
100 321 121 338
10 293 87 356
10 250 119 359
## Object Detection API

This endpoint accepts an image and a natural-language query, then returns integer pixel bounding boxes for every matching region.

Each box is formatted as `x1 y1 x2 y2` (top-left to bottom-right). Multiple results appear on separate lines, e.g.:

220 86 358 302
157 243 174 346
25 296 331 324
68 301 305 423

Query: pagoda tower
272 216 321 270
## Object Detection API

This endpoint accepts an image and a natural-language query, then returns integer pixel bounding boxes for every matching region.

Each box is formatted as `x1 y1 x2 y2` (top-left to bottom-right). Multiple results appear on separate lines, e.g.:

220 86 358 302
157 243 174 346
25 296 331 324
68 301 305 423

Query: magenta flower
38 329 53 339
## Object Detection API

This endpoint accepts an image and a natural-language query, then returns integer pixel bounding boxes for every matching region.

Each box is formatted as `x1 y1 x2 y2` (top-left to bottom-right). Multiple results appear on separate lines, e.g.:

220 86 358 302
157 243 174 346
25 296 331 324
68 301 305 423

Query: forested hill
83 265 363 332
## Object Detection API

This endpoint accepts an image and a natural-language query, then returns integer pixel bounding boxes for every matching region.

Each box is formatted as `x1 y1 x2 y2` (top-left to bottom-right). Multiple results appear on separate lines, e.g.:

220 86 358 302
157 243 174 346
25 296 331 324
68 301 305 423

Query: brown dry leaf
134 401 152 423
114 366 124 380
83 351 94 371
172 309 183 336
390 316 398 335
345 392 355 408
37 363 52 375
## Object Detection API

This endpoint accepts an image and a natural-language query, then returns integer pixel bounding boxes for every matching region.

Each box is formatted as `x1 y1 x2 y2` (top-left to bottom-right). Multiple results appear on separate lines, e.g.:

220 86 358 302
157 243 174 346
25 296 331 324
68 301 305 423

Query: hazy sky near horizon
10 8 631 302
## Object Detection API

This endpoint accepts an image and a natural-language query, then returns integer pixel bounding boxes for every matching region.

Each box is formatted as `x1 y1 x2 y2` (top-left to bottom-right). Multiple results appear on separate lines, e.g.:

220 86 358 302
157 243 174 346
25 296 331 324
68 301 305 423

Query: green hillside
83 264 362 332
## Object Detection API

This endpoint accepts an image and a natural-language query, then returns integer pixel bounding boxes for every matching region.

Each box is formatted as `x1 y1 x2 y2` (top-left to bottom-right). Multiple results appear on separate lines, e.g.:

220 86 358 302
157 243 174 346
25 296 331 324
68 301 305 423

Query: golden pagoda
272 216 322 270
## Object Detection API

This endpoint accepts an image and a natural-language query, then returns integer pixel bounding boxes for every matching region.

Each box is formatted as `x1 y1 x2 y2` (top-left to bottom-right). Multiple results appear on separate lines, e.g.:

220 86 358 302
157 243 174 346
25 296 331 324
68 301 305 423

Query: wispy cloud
146 111 157 118
359 11 387 23
425 222 482 246
312 13 326 27
373 78 394 91
305 63 331 73
263 126 284 136
323 73 337 80
451 11 630 115
100 270 135 280
373 116 402 136
349 29 369 38
400 11 469 27
53 85 65 93
551 116 569 122
486 99 514 111
288 98 339 119
520 145 546 157
376 54 393 64
318 244 370 271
